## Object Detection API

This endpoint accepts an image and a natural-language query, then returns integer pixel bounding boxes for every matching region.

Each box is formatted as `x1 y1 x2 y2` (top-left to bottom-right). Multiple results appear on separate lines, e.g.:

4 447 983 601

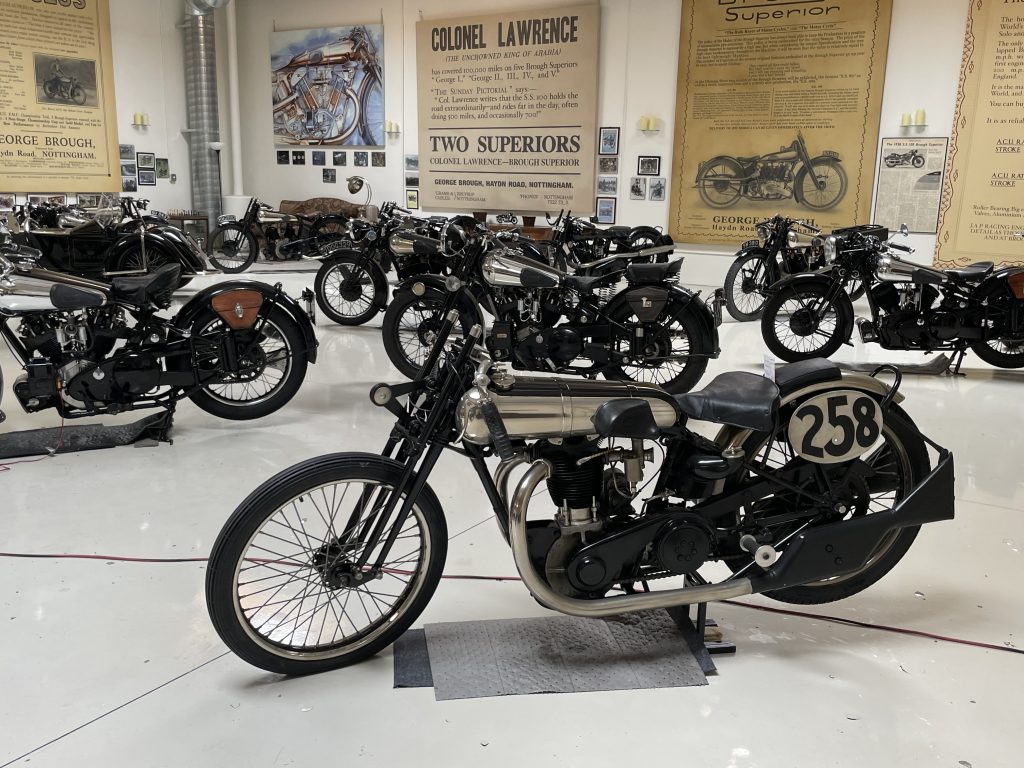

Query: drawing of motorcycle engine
751 161 794 200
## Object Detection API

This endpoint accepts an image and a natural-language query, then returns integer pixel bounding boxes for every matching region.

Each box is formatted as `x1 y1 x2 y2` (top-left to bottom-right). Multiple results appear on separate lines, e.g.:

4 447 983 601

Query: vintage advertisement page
670 0 891 245
415 5 599 212
0 0 119 193
935 1 1024 269
874 137 948 234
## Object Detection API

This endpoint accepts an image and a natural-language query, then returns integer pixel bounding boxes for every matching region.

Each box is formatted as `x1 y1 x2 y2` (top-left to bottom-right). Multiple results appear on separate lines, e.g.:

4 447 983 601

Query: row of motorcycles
723 214 1024 372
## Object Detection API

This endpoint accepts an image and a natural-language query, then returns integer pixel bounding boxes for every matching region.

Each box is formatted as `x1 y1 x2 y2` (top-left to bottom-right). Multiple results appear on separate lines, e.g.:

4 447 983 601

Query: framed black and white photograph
354 151 368 167
405 173 419 188
121 176 137 193
155 158 170 179
277 150 289 165
649 177 667 201
119 144 135 161
405 154 419 171
598 127 620 156
598 156 619 174
595 196 616 224
292 150 305 165
28 194 67 206
76 193 101 208
332 151 347 166
312 150 326 166
138 169 156 186
136 152 155 170
33 54 98 108
323 168 336 183
406 189 419 210
629 176 647 200
371 151 386 167
597 175 618 195
638 156 661 176
120 162 137 177
0 193 16 211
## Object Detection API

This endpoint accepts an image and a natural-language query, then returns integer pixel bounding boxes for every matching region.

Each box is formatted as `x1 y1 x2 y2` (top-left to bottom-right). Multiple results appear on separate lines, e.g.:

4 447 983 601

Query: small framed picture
323 168 336 183
405 154 419 171
597 175 618 195
119 144 135 161
649 176 667 201
121 176 138 193
595 196 616 224
136 152 155 170
406 188 419 210
637 155 661 176
598 127 620 156
405 173 419 187
0 193 16 210
598 156 619 174
277 150 289 165
312 150 326 166
155 158 170 179
629 176 647 200
292 151 305 165
120 162 137 176
76 193 100 208
29 194 67 206
371 151 386 167
332 151 347 166
138 169 157 186
354 151 368 167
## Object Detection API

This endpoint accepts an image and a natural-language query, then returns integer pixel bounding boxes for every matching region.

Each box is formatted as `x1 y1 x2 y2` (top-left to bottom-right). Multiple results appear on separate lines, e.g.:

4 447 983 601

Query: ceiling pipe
225 0 243 198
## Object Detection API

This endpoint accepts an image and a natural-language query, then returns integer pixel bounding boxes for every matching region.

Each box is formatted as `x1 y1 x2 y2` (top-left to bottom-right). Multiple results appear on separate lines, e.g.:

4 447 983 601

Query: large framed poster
669 0 892 245
874 137 948 234
415 5 600 212
935 1 1024 269
0 0 120 193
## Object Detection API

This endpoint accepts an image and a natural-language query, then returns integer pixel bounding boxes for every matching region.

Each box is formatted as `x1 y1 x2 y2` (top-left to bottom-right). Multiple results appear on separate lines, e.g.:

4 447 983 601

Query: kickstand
946 348 967 377
136 406 175 446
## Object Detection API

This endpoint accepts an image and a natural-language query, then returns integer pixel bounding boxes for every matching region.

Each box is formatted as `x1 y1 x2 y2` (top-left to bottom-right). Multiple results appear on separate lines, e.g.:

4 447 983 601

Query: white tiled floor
0 264 1020 767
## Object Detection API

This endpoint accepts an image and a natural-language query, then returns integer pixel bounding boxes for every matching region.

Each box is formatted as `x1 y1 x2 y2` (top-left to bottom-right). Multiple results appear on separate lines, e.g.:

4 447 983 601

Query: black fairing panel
593 399 659 439
50 283 107 310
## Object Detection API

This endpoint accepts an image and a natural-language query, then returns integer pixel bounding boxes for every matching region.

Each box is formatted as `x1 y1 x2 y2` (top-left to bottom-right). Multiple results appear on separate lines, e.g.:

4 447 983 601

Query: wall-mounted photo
405 173 419 188
354 151 368 167
598 156 619 174
76 193 101 208
29 194 67 206
119 144 135 161
120 162 137 176
138 169 157 186
637 156 661 176
312 150 326 166
598 126 620 156
121 177 137 193
292 150 306 165
595 196 616 224
277 150 290 165
0 194 17 211
406 189 419 210
404 154 418 171
155 158 170 179
323 168 337 183
371 151 386 167
597 175 618 195
333 151 347 166
270 24 384 147
629 176 647 200
33 54 97 107
137 152 155 170
649 177 667 201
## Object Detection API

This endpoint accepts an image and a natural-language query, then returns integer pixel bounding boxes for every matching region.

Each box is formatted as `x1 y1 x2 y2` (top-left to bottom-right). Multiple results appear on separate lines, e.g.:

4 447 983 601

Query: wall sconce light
900 109 927 129
638 115 659 134
131 112 151 129
385 120 401 136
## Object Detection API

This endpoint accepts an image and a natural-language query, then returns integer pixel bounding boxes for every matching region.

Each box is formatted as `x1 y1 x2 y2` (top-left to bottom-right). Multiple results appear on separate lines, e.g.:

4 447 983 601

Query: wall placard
415 4 600 212
669 0 892 245
935 1 1024 269
0 0 120 193
874 137 948 234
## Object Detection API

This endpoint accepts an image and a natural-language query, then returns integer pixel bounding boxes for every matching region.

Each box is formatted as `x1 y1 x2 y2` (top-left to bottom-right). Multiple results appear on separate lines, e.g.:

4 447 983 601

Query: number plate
788 390 883 464
741 239 760 249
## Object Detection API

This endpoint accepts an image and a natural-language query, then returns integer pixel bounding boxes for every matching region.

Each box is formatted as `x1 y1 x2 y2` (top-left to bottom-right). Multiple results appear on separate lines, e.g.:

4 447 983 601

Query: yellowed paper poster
670 0 891 244
415 5 600 212
935 1 1024 269
0 0 119 193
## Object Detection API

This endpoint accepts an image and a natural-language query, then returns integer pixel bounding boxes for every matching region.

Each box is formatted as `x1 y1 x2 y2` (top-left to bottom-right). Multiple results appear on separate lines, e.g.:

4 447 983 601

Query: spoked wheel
71 85 86 105
185 306 308 419
605 299 710 393
314 256 381 326
971 335 1024 368
114 247 192 288
381 291 475 379
728 406 929 604
761 282 852 362
797 159 848 210
912 155 926 168
724 251 776 321
206 453 447 675
697 158 744 208
208 224 258 273
310 216 349 246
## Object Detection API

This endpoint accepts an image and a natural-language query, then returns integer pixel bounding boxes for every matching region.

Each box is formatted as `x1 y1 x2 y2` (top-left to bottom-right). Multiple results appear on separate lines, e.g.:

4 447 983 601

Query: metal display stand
0 410 174 461
835 352 962 376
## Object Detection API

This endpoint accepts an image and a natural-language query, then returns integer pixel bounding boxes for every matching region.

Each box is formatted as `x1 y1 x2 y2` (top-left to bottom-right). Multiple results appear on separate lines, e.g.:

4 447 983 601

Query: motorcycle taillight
1009 272 1024 300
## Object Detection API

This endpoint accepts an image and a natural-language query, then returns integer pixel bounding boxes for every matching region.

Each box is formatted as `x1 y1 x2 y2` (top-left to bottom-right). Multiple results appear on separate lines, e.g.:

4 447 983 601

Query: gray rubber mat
401 609 708 700
0 412 170 460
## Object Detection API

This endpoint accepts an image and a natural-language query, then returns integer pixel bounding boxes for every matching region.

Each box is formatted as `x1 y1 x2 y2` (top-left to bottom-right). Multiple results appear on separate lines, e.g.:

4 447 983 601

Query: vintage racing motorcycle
695 132 847 211
380 217 719 394
884 149 926 168
0 226 316 424
760 224 1024 372
205 308 954 674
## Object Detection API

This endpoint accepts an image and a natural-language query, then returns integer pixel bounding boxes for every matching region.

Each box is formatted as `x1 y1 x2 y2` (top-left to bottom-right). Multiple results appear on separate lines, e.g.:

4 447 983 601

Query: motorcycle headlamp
786 230 800 248
756 224 769 241
824 235 838 262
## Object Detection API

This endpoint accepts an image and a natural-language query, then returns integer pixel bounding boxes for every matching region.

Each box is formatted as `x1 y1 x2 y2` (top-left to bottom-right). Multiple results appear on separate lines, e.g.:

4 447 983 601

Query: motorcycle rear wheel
206 453 447 675
971 336 1024 368
209 223 258 273
113 245 192 288
761 282 852 362
697 158 744 208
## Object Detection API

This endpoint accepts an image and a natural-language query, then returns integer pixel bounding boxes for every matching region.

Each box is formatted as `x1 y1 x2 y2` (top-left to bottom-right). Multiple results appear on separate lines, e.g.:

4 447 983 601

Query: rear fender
975 266 1024 302
605 284 720 355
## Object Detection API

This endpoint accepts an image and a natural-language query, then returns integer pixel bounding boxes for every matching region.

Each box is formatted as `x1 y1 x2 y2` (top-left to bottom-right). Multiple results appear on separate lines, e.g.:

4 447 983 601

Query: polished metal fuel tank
481 249 563 288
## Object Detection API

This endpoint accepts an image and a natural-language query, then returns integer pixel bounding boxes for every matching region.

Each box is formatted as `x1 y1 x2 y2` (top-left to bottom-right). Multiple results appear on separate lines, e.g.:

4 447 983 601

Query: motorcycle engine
875 284 960 347
750 162 793 200
63 351 162 409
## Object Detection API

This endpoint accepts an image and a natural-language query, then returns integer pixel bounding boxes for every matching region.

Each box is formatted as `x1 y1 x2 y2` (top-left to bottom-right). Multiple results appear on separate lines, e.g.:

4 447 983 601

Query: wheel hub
789 307 819 337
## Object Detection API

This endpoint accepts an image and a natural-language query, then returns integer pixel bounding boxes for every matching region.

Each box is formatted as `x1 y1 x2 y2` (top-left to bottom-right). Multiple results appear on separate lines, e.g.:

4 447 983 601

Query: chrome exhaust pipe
508 460 753 617
494 455 528 509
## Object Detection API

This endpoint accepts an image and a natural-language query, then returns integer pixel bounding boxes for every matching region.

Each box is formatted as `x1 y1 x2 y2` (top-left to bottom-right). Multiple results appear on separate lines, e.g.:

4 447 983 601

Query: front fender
148 225 207 272
173 280 318 363
769 271 854 343
393 274 485 325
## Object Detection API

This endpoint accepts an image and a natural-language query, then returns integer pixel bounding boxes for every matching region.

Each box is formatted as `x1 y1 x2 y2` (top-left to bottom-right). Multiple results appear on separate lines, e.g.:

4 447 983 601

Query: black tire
627 226 664 252
734 408 929 604
209 224 258 273
724 251 776 322
112 245 192 289
381 290 477 380
71 85 86 106
310 215 348 243
314 256 382 326
796 159 848 211
884 157 898 168
912 155 925 168
604 298 710 394
761 281 852 362
206 453 447 675
971 332 1024 368
43 79 57 98
697 157 744 208
185 305 309 419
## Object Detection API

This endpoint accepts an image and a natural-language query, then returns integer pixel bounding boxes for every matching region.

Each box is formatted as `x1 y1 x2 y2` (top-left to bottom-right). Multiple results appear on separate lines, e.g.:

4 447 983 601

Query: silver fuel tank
456 375 679 444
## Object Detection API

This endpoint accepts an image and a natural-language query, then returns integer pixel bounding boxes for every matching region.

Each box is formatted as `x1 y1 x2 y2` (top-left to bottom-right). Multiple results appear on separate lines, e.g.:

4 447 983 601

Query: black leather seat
562 271 620 294
775 358 841 394
946 261 993 282
675 371 780 432
625 259 682 284
111 263 181 308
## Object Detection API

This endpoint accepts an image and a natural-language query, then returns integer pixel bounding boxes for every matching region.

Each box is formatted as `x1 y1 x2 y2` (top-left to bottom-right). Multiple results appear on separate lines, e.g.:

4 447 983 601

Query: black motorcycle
0 226 316 423
545 210 669 269
695 131 847 211
884 150 925 168
43 73 86 105
208 197 349 273
380 218 720 394
760 224 1024 372
204 307 954 675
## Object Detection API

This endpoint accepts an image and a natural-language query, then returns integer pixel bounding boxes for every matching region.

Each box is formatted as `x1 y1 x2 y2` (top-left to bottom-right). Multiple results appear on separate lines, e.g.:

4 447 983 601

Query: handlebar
887 241 913 253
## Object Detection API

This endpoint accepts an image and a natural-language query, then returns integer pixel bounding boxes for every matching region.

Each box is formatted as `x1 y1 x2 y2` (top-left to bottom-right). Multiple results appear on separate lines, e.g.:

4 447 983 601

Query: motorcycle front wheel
796 159 848 210
381 291 476 379
761 282 853 362
209 223 258 273
206 453 447 675
724 251 776 322
71 85 86 106
314 255 382 326
912 155 926 168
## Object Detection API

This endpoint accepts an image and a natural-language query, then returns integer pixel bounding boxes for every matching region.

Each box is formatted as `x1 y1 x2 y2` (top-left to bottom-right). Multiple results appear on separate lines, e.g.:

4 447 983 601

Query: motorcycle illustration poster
270 25 384 147
669 0 892 244
935 0 1024 269
415 5 600 212
0 0 120 193
874 137 948 234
